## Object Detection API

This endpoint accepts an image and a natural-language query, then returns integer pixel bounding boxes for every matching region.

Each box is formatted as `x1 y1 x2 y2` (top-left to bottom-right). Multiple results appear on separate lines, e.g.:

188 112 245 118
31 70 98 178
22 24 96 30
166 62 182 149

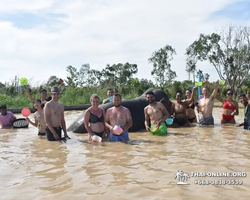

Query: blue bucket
166 118 173 125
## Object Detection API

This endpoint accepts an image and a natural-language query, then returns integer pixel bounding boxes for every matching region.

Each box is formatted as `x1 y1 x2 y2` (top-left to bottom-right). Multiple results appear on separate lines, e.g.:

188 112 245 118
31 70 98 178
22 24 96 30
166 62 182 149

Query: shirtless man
102 89 114 104
197 81 219 125
236 93 250 130
144 92 170 135
105 93 132 141
44 87 69 141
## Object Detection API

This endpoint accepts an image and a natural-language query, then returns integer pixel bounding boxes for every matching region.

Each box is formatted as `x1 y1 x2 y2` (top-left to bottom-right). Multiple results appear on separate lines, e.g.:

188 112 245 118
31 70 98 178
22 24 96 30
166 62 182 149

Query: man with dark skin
44 87 70 141
0 105 16 128
144 91 169 134
236 93 250 130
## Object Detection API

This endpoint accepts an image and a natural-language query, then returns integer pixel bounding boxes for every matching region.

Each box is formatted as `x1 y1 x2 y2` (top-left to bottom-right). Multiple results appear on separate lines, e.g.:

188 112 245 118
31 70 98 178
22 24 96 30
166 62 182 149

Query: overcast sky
0 0 250 86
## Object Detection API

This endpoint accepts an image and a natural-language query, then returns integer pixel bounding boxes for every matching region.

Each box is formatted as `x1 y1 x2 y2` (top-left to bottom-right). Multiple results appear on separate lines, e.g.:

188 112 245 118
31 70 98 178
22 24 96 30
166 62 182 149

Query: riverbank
7 100 244 114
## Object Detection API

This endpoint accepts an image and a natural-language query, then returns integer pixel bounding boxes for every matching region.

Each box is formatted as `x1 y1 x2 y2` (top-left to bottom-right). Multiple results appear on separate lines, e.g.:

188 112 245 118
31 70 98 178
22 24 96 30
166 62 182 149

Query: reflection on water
0 109 250 200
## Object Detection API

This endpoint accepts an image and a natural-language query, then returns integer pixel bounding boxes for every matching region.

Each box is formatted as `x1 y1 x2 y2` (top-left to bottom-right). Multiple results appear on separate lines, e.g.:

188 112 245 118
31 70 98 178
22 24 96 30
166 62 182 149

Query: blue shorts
109 131 129 141
244 123 250 130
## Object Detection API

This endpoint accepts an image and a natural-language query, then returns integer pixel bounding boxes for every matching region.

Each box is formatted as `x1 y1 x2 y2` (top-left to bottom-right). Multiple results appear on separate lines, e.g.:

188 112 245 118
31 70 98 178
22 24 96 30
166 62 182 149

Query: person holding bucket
105 93 132 141
84 94 107 141
144 91 170 135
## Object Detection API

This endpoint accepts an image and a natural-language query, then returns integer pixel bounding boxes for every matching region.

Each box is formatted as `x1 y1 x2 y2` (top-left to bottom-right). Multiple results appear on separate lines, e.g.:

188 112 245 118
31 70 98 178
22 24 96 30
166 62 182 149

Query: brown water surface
0 109 250 200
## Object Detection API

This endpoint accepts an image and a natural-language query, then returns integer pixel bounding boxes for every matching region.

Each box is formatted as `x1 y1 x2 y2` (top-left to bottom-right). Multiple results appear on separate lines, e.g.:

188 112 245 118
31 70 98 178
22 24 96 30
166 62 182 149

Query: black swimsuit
89 110 104 123
187 100 195 109
89 110 104 137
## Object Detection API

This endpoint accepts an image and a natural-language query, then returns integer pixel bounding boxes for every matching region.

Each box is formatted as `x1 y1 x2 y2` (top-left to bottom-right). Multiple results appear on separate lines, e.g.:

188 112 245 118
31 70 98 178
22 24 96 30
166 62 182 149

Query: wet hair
40 89 47 93
176 91 182 97
146 91 155 96
90 94 100 102
226 89 233 95
203 86 210 92
186 89 192 93
0 104 6 109
113 93 122 99
33 99 41 104
238 94 246 98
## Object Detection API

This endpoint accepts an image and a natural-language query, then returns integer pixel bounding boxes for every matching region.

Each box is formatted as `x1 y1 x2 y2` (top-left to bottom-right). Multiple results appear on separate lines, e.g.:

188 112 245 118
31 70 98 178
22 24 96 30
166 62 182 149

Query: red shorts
222 114 234 123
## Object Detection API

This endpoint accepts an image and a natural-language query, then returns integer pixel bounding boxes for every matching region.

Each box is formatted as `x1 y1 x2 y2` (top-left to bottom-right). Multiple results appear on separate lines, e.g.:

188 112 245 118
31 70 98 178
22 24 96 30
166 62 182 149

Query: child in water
26 99 46 136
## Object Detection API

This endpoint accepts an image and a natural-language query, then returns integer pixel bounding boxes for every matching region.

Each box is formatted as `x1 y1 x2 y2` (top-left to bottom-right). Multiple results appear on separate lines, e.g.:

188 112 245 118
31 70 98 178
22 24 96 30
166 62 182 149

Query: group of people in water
1 80 250 141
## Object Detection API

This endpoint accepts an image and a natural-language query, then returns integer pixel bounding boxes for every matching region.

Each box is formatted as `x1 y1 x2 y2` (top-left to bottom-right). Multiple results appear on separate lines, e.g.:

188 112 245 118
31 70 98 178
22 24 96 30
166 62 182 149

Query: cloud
0 0 249 86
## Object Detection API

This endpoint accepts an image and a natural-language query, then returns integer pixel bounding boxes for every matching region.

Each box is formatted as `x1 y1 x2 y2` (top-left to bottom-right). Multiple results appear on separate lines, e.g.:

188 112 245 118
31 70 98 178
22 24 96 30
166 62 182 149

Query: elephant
67 88 172 133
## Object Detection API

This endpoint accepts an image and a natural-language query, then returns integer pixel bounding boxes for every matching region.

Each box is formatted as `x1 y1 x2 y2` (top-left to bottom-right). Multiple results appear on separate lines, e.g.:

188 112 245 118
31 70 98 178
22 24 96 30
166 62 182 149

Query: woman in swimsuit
185 89 198 123
84 94 107 141
216 89 239 124
171 86 198 127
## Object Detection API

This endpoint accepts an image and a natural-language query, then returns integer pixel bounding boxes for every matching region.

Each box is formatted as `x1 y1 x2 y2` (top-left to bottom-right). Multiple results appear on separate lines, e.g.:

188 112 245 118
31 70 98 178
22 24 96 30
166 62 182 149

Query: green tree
102 63 138 87
66 65 79 89
148 45 177 88
186 25 250 97
46 76 60 87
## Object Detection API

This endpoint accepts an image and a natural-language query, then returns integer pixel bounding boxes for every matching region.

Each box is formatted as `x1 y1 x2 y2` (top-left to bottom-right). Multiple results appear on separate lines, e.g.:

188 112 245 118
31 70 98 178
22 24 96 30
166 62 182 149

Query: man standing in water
197 81 219 125
105 93 132 141
44 87 69 141
144 91 170 135
237 93 250 130
0 105 16 128
103 88 114 104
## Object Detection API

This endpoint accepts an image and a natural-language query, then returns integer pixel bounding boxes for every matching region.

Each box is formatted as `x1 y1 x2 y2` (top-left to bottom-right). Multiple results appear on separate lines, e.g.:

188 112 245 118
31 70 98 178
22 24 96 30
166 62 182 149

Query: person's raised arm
215 94 224 103
144 107 150 131
84 109 94 140
60 105 69 138
204 81 219 99
122 109 133 132
44 103 60 140
185 86 198 105
24 86 34 102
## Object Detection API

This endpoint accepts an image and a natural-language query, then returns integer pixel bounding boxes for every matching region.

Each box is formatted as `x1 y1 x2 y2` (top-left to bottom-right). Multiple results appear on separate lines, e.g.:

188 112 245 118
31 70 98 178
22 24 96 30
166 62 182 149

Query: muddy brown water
0 108 249 200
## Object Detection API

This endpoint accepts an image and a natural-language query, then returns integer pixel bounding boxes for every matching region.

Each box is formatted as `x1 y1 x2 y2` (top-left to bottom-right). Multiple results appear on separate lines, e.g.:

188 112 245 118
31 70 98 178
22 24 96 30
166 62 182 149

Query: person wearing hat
24 79 64 108
236 93 250 130
0 105 16 128
44 87 70 141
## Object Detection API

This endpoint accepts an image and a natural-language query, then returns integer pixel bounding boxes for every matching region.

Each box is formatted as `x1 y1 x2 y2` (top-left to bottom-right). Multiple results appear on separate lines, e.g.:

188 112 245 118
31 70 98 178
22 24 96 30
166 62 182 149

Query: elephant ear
159 98 172 114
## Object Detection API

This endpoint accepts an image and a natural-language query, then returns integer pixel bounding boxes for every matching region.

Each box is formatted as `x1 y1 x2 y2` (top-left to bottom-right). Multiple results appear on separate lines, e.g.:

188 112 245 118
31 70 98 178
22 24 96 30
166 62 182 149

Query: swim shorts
109 130 129 141
46 127 62 141
199 116 214 125
150 122 167 135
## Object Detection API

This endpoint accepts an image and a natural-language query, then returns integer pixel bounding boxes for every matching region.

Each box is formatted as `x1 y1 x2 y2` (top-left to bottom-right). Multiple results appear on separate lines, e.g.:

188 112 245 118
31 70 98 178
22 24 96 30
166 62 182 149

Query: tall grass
0 87 140 108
